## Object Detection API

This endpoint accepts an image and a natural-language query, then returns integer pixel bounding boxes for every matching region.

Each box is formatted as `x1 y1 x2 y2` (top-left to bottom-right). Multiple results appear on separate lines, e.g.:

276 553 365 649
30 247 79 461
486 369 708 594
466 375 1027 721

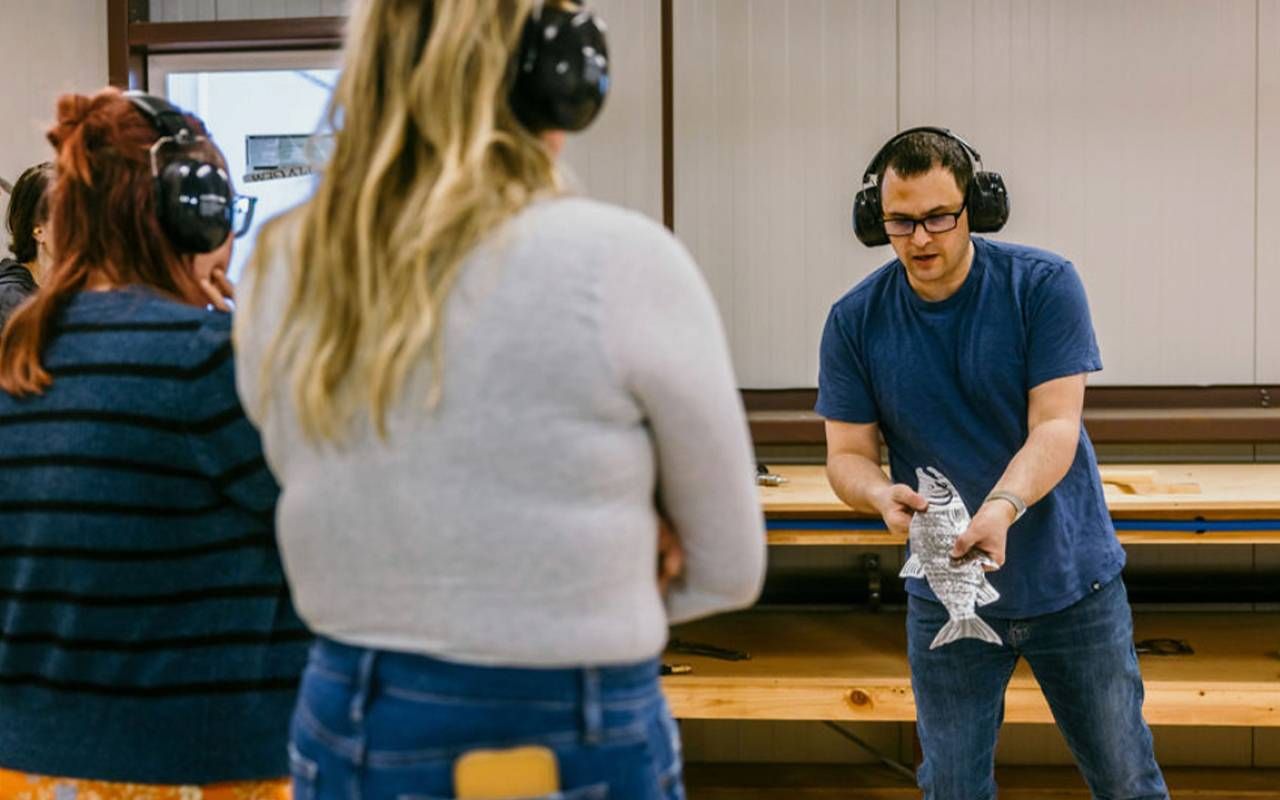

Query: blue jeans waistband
309 637 661 705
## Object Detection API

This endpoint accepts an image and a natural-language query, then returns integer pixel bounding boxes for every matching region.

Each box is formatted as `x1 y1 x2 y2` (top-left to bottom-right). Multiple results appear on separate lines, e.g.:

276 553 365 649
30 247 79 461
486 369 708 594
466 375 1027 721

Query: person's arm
602 221 766 625
186 317 280 517
0 283 34 330
951 258 1101 567
825 419 926 535
816 303 926 533
951 373 1085 565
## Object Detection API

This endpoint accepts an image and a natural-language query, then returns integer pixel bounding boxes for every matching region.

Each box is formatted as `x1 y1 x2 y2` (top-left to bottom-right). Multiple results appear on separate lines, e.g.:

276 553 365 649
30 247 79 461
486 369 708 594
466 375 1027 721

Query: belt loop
350 650 378 725
580 667 602 745
348 649 378 772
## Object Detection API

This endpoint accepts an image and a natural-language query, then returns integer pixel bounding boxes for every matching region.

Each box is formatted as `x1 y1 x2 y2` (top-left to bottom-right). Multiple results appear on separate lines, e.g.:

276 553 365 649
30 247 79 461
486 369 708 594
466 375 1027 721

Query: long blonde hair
253 0 560 441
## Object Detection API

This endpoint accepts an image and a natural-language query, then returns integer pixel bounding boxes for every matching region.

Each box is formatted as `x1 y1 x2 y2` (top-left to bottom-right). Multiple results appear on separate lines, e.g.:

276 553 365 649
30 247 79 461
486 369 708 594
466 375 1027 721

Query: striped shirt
0 288 308 784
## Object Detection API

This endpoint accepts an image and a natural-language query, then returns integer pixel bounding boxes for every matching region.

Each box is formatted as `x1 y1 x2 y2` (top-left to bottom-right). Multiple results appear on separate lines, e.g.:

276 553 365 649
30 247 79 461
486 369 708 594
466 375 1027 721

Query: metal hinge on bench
862 553 882 612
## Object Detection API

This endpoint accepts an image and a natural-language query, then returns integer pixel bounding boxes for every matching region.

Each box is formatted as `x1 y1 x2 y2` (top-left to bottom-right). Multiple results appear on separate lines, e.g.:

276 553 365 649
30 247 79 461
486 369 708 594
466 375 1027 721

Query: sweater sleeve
231 225 288 432
184 315 280 517
0 282 34 330
600 220 766 625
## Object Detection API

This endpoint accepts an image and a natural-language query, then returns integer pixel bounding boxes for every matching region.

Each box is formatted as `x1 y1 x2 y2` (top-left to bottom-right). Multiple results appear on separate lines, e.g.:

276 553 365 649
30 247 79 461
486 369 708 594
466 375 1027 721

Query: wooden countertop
760 464 1280 544
663 610 1280 726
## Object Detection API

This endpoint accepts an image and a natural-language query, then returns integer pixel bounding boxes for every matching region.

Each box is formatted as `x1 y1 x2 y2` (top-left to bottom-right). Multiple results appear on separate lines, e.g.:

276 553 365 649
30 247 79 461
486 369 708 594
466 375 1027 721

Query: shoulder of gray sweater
517 196 677 260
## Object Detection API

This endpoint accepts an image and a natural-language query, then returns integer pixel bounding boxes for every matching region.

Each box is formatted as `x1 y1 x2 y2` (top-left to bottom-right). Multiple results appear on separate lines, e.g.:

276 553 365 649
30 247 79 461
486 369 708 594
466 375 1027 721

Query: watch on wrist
985 489 1027 522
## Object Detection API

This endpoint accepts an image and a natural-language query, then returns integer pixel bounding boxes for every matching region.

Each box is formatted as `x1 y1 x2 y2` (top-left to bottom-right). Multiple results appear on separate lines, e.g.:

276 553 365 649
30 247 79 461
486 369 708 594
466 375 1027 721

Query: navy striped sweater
0 288 309 784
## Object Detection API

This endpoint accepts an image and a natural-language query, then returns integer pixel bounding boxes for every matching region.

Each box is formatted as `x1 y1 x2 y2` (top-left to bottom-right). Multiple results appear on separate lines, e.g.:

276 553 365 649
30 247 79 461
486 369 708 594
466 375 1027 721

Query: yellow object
0 769 289 800
453 745 560 799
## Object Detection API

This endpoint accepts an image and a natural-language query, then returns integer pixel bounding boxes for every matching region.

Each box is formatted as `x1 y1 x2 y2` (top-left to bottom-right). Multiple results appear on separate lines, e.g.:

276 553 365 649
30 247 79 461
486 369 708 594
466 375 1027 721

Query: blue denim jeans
907 576 1168 800
288 638 684 800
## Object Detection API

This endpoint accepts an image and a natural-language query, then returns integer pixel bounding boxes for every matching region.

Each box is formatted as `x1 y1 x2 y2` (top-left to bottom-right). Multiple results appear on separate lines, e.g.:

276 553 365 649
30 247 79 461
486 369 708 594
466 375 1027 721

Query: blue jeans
288 638 685 800
907 577 1168 800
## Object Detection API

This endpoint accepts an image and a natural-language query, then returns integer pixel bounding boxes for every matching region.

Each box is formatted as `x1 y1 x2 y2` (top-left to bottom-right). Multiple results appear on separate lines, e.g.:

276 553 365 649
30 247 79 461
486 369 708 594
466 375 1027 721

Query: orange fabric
0 769 289 800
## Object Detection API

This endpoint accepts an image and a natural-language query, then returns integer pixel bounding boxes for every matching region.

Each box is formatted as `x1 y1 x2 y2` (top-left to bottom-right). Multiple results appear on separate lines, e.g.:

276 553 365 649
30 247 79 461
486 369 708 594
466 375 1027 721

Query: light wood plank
767 528 1280 546
662 611 1280 727
761 464 1280 519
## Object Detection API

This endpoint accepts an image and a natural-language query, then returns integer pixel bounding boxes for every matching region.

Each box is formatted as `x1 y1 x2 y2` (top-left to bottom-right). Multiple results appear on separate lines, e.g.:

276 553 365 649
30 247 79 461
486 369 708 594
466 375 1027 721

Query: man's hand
657 516 684 593
870 484 928 536
951 500 1017 570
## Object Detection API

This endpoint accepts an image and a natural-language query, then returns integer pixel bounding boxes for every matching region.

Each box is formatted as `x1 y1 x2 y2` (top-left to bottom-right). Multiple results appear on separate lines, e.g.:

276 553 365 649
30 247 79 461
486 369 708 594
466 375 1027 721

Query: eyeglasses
231 194 257 239
883 201 967 237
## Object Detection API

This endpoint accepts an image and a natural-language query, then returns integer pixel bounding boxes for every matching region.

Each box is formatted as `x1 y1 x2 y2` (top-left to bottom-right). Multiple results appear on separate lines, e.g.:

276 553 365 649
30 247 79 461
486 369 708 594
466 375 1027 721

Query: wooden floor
684 764 1280 799
662 609 1280 726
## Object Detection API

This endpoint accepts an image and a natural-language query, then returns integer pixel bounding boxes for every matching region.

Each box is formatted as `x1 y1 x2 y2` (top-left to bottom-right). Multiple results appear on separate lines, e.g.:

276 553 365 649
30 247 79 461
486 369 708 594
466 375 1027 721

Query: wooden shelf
761 464 1280 544
684 764 1280 799
662 610 1280 727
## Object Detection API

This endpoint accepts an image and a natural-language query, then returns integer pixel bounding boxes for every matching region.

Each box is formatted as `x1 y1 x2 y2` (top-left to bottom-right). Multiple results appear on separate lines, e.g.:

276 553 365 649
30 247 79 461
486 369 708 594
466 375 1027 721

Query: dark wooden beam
660 0 674 231
107 0 130 88
743 387 1280 445
128 17 345 53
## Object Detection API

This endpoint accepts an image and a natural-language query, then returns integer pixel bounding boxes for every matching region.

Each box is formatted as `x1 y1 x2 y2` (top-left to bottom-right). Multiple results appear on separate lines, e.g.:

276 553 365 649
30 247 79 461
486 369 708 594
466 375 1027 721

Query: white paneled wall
0 0 108 256
149 0 345 21
1259 0 1280 382
560 0 664 224
676 0 1262 387
898 0 1256 385
674 0 898 388
135 0 1275 386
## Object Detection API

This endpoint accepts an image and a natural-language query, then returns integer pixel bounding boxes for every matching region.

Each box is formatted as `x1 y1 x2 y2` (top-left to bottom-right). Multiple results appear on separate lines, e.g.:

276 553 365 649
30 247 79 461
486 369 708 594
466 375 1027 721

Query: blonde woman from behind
234 1 766 798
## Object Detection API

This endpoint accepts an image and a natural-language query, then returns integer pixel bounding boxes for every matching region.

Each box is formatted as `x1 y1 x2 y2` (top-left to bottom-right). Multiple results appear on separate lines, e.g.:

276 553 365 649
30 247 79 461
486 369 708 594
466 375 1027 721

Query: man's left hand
950 500 1016 570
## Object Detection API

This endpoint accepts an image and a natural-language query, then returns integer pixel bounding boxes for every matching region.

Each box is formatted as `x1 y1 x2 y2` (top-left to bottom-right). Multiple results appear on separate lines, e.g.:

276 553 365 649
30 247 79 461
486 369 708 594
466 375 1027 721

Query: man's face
880 165 972 291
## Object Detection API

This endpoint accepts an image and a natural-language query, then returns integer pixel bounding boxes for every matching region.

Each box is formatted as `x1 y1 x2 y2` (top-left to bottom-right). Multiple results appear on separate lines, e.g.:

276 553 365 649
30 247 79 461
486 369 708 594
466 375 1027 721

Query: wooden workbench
663 463 1280 727
665 610 1280 726
762 464 1280 544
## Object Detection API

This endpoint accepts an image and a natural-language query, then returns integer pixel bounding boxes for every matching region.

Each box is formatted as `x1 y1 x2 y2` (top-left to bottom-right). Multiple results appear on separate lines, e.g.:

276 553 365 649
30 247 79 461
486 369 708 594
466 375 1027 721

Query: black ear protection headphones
852 126 1009 248
509 0 610 133
124 91 234 254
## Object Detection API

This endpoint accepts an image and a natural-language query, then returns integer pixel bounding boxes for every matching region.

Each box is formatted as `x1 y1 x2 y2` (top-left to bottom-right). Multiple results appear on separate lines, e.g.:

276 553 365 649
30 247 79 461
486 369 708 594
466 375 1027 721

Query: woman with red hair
0 87 306 799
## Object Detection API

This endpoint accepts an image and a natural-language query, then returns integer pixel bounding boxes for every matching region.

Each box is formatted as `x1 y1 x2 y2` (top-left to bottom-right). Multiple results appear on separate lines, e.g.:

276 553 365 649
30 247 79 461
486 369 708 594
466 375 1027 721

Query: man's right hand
871 483 928 536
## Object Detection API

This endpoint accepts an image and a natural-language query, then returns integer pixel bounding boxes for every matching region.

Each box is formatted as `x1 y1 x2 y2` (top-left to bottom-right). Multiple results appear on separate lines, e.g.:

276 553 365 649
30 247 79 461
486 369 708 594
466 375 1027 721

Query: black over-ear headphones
124 91 234 254
509 0 610 133
852 126 1009 248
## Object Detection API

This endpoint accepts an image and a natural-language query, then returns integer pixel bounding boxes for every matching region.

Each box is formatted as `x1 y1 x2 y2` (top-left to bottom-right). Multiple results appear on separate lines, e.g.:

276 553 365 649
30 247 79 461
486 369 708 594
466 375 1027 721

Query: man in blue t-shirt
817 129 1168 800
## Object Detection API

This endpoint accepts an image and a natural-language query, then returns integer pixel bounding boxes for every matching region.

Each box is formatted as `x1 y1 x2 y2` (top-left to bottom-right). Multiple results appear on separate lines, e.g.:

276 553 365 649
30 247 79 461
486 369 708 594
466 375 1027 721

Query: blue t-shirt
816 237 1125 617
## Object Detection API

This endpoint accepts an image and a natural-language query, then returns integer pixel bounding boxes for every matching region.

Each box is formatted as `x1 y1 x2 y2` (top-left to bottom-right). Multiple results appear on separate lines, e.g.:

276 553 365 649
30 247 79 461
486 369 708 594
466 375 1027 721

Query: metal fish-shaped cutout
900 467 1002 649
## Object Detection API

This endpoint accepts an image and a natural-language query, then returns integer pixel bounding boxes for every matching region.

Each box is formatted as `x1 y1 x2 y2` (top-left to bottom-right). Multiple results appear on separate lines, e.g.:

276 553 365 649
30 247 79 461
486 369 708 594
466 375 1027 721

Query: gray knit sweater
234 197 766 666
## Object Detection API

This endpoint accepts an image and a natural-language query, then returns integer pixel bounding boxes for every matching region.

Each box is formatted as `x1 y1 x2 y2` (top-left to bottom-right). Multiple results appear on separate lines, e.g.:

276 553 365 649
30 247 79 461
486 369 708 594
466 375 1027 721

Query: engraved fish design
900 467 1002 649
